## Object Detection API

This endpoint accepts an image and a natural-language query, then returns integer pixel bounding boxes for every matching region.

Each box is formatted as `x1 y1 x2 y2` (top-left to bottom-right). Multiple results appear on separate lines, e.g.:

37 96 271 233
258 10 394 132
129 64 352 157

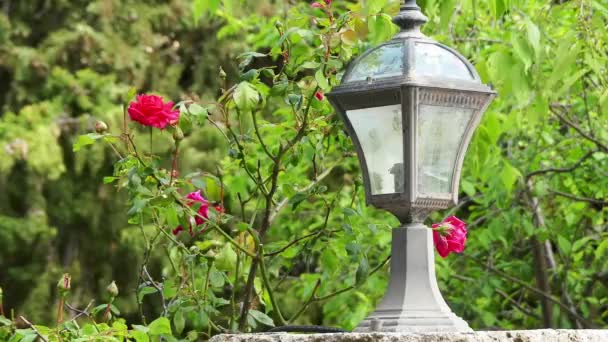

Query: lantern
327 0 495 332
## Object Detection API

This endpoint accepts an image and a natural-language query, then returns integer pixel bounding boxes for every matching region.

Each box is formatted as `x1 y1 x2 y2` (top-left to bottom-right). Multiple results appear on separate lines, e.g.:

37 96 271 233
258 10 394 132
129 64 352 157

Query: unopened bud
219 67 227 80
0 286 3 298
205 250 217 260
95 121 109 134
106 281 119 297
172 126 184 142
189 245 200 254
57 273 71 294
275 20 283 30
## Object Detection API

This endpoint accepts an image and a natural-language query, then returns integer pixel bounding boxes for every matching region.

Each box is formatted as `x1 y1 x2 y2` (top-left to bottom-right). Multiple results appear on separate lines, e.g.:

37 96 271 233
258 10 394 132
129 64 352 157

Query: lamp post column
355 224 472 332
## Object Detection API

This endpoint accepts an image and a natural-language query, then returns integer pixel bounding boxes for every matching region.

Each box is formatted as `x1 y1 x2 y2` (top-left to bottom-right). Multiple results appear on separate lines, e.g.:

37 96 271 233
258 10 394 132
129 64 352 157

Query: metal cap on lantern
327 0 495 333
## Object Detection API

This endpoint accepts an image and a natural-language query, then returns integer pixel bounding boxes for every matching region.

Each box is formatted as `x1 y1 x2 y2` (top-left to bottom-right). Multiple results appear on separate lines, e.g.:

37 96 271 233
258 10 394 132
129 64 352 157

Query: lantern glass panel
416 104 475 195
345 43 404 82
347 105 404 195
414 43 473 80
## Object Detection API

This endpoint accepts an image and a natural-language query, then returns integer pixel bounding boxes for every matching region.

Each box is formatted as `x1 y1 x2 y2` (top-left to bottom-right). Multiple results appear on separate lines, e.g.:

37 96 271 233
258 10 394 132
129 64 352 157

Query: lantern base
355 224 472 333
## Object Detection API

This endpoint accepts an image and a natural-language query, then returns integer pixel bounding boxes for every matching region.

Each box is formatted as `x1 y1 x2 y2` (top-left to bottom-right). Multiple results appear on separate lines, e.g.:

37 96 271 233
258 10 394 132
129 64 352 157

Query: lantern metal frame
326 0 496 333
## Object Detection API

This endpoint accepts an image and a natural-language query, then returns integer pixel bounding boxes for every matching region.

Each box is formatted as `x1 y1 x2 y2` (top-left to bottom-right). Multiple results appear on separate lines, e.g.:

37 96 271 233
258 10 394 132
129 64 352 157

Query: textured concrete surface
210 330 608 342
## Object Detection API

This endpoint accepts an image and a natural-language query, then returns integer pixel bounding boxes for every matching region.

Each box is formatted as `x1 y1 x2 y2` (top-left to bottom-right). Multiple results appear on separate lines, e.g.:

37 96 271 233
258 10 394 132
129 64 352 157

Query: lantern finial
393 0 428 37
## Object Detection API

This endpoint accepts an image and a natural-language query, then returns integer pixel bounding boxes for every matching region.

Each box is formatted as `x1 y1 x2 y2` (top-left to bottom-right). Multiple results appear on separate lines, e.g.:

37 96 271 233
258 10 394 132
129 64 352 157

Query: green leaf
103 176 118 184
209 269 225 288
0 316 12 326
215 244 237 272
188 103 206 116
342 207 358 217
439 0 455 31
20 335 37 342
526 19 541 57
511 33 534 72
163 279 178 299
165 206 179 230
315 69 329 92
137 286 158 302
234 82 259 111
557 235 572 255
500 161 521 193
130 330 150 342
355 255 370 285
289 193 308 210
366 0 387 15
73 133 103 152
148 317 172 336
174 309 185 335
460 179 476 196
248 310 275 327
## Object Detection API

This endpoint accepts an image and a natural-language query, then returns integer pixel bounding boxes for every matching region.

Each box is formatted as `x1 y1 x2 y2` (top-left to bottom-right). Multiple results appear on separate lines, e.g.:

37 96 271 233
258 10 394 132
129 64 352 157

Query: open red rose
173 191 224 236
432 216 467 258
173 190 209 236
127 94 180 129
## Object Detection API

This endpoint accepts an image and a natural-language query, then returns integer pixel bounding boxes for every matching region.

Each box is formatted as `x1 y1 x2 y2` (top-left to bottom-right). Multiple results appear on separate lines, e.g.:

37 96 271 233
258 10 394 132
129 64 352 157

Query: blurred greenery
0 0 607 338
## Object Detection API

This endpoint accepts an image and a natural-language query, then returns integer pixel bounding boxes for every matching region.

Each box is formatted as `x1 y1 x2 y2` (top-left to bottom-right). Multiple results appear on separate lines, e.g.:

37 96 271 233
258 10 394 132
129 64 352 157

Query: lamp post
327 0 495 333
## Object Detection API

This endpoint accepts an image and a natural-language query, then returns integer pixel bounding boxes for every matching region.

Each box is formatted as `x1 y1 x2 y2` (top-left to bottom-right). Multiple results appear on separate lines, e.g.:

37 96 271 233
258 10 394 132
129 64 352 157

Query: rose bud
57 273 71 294
95 121 109 134
106 281 119 298
173 126 184 142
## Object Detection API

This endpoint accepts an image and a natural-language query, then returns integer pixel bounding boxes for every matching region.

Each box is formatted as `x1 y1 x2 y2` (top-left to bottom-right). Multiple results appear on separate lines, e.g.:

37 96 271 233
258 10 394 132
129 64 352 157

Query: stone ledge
210 330 608 342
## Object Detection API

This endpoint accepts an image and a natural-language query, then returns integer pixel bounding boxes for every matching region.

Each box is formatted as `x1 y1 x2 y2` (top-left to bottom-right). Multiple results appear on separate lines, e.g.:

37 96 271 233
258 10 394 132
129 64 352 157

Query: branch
257 247 287 325
316 255 391 301
142 266 167 316
495 289 541 320
65 300 95 322
549 189 608 207
19 316 49 342
251 110 276 161
268 163 338 224
465 255 596 328
265 229 339 257
526 150 596 179
549 106 608 152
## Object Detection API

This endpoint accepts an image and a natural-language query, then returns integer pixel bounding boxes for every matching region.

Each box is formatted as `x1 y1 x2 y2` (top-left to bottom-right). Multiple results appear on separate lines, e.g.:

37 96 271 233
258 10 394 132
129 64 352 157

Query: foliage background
0 0 607 336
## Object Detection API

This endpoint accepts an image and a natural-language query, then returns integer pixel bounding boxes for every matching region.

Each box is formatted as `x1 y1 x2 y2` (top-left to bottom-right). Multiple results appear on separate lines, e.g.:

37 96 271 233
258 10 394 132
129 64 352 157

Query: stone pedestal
355 223 471 333
210 330 608 342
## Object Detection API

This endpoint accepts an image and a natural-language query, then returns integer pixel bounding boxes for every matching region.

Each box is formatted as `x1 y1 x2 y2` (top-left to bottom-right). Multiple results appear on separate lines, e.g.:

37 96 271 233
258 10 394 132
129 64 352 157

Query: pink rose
432 216 467 258
172 190 209 236
127 94 180 129
311 0 330 8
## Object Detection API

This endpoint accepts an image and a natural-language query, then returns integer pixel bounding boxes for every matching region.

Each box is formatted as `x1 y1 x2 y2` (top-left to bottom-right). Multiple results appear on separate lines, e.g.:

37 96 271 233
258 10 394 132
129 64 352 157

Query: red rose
315 91 325 101
432 216 467 258
312 0 330 6
127 94 180 129
173 190 209 236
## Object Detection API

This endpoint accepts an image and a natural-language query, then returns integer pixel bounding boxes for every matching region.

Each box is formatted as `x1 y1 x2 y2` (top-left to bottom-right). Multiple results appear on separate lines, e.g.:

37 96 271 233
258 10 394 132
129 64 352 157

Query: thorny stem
20 316 49 342
57 297 64 324
288 255 391 323
257 246 287 325
170 142 180 184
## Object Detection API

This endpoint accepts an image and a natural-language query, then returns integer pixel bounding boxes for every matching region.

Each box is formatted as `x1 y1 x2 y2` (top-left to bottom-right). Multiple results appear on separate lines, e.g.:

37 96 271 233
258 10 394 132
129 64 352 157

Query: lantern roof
331 0 493 96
